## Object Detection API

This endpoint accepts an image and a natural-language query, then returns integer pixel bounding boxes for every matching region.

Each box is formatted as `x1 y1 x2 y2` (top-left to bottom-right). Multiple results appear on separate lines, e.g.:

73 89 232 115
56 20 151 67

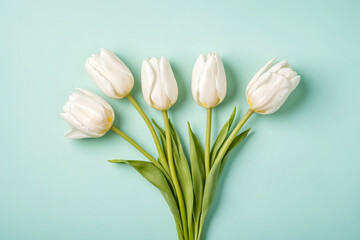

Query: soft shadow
172 63 189 110
221 59 241 106
201 132 254 240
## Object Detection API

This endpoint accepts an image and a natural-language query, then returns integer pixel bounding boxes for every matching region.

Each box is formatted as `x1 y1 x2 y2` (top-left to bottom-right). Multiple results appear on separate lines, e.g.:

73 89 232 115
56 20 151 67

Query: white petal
85 60 118 99
69 91 81 102
289 75 301 91
150 79 171 111
159 56 178 106
100 48 133 79
268 60 289 73
141 59 155 107
73 89 114 132
214 53 227 104
62 101 71 113
61 112 95 136
277 67 294 79
85 49 134 99
61 112 75 127
249 73 291 114
64 129 92 139
246 58 300 114
62 89 114 139
100 48 134 98
198 56 219 108
246 58 277 94
71 97 106 123
191 54 205 105
76 88 113 112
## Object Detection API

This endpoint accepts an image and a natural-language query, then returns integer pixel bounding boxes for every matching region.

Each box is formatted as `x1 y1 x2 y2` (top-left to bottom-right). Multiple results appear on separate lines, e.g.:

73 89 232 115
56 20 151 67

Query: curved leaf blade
198 128 250 239
210 107 236 167
188 123 205 238
220 128 251 174
169 121 194 239
152 119 168 163
108 159 181 224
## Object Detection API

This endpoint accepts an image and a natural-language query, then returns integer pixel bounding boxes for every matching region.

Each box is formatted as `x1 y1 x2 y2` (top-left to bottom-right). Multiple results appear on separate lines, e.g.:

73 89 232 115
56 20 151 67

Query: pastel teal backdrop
1 0 359 239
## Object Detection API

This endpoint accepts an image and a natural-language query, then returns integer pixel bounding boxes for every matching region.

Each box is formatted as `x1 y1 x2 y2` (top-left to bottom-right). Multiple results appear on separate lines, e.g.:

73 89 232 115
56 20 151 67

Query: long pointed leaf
188 123 205 238
169 121 194 239
108 160 181 225
197 159 221 240
152 119 168 162
175 220 185 240
220 128 251 174
198 128 250 239
210 107 236 167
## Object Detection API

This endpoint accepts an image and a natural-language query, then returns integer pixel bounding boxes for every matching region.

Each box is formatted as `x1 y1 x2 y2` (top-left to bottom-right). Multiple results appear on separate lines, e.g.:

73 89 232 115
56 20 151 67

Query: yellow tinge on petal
245 58 300 115
247 98 253 109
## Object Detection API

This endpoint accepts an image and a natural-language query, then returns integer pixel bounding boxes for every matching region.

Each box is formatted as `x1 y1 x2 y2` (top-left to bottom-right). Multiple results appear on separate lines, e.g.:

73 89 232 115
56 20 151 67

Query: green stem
175 218 184 240
110 125 171 182
213 109 254 166
127 94 169 172
204 108 212 177
162 111 189 240
196 110 254 240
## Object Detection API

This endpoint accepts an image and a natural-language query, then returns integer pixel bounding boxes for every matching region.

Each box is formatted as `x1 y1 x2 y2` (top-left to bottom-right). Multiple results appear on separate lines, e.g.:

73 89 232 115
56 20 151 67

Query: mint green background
1 0 360 239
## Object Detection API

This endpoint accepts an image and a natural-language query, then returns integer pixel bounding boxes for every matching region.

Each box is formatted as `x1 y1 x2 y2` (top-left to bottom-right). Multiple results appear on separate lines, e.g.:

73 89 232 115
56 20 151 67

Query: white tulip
192 53 227 108
246 58 300 114
141 56 178 111
61 88 114 139
85 48 134 99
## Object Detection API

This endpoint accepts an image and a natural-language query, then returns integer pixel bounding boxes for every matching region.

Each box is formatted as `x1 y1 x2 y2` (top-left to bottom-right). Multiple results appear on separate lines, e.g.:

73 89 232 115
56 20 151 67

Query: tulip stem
205 108 212 177
175 218 184 240
110 125 171 181
126 94 169 173
213 109 254 166
162 111 189 240
196 109 254 240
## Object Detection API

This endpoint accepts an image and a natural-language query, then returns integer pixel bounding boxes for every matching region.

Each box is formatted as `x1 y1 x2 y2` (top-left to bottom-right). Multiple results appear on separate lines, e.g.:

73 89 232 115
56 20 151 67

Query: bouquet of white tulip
62 48 300 240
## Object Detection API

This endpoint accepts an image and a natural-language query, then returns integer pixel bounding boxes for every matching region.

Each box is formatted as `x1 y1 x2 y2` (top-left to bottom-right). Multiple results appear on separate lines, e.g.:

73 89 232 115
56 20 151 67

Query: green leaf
220 128 251 174
175 220 185 240
198 128 250 239
169 121 194 239
210 107 236 167
197 158 221 240
152 119 168 165
188 123 205 238
108 159 181 225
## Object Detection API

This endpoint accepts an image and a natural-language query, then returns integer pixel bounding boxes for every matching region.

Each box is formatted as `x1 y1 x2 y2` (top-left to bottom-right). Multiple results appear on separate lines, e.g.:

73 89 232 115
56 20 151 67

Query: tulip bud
246 58 300 114
192 53 227 108
61 88 114 139
141 56 178 111
85 48 134 99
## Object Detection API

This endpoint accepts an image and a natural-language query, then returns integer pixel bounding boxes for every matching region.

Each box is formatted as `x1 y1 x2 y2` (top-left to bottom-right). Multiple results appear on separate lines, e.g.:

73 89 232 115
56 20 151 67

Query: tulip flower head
246 58 300 114
85 48 134 99
61 88 114 139
192 53 226 108
141 56 178 111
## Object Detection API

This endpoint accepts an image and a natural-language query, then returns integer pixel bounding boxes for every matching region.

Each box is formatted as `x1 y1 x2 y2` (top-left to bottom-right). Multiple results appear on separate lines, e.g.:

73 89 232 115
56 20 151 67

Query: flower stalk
63 52 301 240
110 125 171 183
213 109 254 166
204 108 212 177
126 94 169 172
163 111 189 240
